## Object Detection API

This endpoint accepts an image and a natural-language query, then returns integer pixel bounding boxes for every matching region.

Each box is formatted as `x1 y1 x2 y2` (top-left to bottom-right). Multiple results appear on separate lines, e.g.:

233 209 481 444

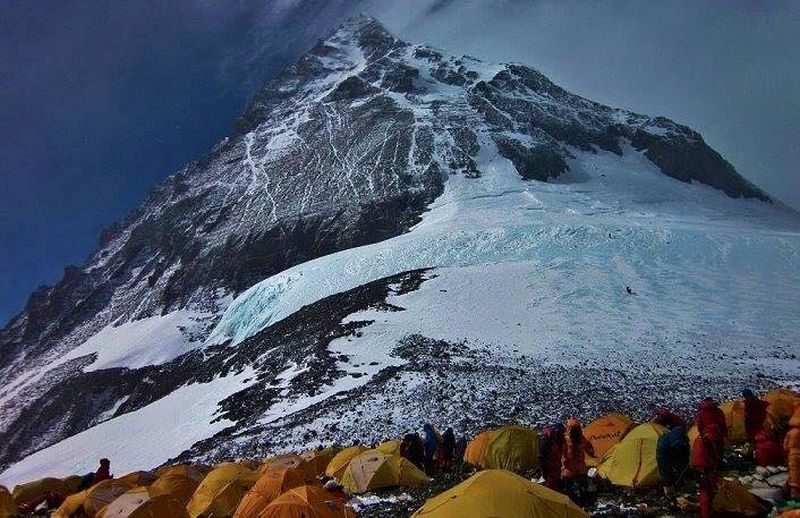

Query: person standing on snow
539 423 566 491
651 407 687 430
784 407 800 500
742 389 769 443
422 423 441 473
657 425 690 500
440 427 456 470
562 418 594 505
754 429 785 467
695 398 727 469
400 432 426 470
693 422 722 518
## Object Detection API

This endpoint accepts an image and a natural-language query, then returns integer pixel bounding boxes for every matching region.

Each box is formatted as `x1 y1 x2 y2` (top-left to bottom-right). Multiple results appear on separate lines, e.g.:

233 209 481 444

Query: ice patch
209 141 799 349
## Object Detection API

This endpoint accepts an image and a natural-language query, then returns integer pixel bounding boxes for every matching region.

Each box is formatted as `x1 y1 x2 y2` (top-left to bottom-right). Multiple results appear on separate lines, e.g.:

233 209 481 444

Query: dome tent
464 425 539 472
186 463 260 518
596 423 667 488
583 413 635 465
233 467 307 518
340 450 429 494
411 469 588 518
325 446 368 481
259 486 354 518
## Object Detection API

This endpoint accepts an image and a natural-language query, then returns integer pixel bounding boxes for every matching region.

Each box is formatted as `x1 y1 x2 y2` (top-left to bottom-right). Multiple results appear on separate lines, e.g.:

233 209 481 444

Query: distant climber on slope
539 423 566 491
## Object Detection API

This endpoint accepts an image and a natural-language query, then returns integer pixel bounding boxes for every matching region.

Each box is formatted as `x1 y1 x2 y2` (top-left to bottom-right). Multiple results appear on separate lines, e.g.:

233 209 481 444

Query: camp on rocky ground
2 389 800 517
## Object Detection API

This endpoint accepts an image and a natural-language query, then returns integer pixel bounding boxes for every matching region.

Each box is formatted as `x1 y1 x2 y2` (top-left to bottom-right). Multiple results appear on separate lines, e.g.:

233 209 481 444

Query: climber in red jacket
695 398 727 469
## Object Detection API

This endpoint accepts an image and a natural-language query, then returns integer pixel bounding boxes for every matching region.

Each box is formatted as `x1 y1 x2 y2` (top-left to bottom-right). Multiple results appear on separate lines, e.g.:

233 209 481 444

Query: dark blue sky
0 0 363 324
2 0 798 325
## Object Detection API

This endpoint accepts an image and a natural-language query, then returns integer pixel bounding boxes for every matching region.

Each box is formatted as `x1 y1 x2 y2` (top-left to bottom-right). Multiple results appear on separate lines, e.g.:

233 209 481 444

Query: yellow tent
96 486 149 518
325 446 367 481
596 423 667 488
148 474 200 506
583 413 635 466
300 448 339 478
12 477 68 504
713 478 768 517
96 485 189 518
0 486 17 518
466 425 539 472
764 389 800 423
116 471 157 488
258 455 308 476
259 486 354 518
83 479 137 517
186 463 259 518
464 430 493 467
53 490 88 518
341 450 429 494
376 440 402 456
411 469 588 518
233 467 306 518
155 464 208 482
62 476 84 496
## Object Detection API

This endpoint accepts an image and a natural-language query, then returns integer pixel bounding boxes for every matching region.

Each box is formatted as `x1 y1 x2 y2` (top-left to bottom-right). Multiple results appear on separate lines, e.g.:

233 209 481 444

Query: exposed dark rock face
0 15 773 471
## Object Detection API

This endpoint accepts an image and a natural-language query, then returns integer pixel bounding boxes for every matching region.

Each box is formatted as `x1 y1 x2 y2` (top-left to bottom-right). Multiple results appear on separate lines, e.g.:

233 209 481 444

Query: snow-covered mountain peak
1 15 797 485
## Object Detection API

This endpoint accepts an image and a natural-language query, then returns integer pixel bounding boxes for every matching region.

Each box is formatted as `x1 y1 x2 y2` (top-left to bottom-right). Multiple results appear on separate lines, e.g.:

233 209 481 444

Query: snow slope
0 368 255 487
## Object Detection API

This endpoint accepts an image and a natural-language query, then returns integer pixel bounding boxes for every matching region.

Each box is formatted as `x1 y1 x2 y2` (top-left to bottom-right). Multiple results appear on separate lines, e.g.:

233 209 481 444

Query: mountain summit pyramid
1 16 797 484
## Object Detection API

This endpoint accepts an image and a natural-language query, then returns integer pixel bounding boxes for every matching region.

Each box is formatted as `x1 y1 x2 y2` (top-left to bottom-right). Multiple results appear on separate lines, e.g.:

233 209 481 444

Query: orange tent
463 430 492 467
259 486 354 518
301 448 339 478
258 455 309 477
233 467 306 518
764 389 800 423
148 474 200 506
584 413 635 465
155 464 208 482
116 471 157 487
